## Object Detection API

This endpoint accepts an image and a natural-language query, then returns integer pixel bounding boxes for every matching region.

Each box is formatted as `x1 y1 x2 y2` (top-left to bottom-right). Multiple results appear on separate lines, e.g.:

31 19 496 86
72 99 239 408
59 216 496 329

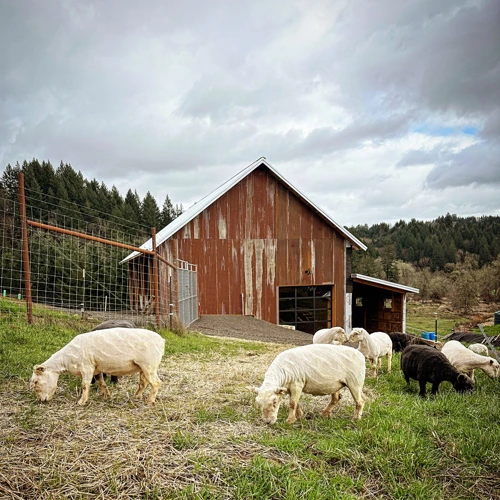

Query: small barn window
355 297 363 307
384 298 392 309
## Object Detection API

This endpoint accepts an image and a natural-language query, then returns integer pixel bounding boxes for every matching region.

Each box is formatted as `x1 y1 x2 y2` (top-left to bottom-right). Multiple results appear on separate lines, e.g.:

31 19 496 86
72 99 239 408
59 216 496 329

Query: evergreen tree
160 194 175 227
141 191 160 229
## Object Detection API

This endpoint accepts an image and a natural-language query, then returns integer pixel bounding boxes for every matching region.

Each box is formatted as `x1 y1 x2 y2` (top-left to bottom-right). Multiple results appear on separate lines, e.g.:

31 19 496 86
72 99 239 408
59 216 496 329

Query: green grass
406 301 472 337
2 300 500 499
475 324 500 336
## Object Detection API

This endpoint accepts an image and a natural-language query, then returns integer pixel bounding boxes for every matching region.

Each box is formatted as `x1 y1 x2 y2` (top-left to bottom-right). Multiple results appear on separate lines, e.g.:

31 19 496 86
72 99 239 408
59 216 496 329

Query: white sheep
312 326 348 345
468 343 489 356
441 340 499 381
30 328 165 405
249 344 366 424
349 328 393 377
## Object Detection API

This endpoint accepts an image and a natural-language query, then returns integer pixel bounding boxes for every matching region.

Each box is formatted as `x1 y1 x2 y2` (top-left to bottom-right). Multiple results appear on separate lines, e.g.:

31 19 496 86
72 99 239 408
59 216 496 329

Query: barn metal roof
121 157 367 263
352 273 420 294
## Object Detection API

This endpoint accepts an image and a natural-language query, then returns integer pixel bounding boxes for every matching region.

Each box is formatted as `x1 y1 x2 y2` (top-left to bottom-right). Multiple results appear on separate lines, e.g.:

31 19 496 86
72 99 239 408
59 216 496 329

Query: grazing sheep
387 332 442 352
30 328 165 405
249 344 366 424
312 327 348 345
401 344 474 397
441 340 500 381
349 328 393 377
91 319 137 384
468 343 489 356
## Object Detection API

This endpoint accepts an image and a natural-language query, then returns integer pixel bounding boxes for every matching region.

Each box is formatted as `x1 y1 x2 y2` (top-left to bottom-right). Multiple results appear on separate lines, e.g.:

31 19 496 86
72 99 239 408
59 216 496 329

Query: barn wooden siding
155 165 347 326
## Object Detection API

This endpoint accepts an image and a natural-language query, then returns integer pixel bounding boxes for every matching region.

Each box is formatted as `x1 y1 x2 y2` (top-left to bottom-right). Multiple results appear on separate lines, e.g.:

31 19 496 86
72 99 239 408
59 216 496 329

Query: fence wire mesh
0 184 188 330
177 260 199 327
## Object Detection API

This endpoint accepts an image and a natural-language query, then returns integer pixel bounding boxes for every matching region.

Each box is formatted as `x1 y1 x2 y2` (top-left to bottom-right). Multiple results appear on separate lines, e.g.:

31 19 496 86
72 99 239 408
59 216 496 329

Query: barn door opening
278 285 333 334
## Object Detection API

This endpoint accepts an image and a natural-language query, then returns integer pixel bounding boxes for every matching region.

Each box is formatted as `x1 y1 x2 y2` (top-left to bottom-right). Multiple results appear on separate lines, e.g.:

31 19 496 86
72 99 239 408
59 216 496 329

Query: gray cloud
396 147 443 168
0 0 499 224
425 141 500 189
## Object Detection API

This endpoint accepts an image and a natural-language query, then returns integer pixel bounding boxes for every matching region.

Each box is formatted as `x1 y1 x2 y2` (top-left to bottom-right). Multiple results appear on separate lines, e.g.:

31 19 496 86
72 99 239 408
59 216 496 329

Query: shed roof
352 273 420 294
122 157 367 263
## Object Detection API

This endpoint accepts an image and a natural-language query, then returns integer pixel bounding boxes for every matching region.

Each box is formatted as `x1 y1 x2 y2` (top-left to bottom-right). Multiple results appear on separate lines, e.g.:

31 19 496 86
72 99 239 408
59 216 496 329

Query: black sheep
387 332 412 352
400 344 474 397
388 332 441 352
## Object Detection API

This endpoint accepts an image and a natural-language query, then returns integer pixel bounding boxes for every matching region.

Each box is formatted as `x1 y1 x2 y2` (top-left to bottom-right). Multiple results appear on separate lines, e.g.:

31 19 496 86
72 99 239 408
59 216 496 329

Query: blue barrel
428 332 436 341
421 332 430 340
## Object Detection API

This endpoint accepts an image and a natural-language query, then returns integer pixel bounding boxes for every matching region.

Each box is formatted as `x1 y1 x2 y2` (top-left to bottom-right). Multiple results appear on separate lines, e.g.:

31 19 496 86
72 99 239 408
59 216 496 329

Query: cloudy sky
1 0 499 226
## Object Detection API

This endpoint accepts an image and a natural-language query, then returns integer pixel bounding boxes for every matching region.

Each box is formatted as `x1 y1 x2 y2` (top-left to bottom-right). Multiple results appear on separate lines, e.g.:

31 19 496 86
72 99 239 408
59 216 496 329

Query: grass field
1 299 500 499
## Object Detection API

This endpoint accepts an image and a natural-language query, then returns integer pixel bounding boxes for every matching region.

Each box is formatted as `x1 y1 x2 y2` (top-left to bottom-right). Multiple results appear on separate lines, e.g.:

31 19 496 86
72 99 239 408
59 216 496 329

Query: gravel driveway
189 315 313 345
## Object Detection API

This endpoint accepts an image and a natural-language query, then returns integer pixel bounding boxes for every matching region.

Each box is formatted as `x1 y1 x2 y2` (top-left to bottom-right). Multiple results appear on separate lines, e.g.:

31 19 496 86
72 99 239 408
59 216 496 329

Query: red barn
123 158 418 334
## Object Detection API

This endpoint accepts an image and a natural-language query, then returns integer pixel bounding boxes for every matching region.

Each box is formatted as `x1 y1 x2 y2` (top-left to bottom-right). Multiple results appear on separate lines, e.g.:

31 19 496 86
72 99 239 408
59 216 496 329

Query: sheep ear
247 386 260 394
275 387 287 395
34 365 46 375
490 359 494 365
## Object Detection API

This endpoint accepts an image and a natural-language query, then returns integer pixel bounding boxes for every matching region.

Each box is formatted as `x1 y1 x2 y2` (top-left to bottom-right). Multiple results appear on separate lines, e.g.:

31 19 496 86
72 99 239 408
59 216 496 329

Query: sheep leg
134 371 148 400
286 382 303 424
95 372 111 399
418 380 428 398
78 368 94 406
468 370 475 381
347 385 365 420
387 352 392 372
321 390 342 418
138 365 162 404
296 402 303 420
431 382 441 396
369 359 377 378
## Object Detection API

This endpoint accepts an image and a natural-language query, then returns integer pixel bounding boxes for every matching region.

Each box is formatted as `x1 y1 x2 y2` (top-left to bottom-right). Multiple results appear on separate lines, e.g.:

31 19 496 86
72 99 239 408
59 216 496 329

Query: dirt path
189 315 313 345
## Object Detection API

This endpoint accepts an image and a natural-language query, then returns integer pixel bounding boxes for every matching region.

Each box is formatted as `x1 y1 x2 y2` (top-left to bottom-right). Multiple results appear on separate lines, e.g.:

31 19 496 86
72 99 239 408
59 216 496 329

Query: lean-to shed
349 274 419 333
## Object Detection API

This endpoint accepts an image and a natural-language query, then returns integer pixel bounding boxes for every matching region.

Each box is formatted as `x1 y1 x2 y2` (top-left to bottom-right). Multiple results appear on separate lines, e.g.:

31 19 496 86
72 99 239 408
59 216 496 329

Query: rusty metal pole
151 227 160 328
18 173 34 324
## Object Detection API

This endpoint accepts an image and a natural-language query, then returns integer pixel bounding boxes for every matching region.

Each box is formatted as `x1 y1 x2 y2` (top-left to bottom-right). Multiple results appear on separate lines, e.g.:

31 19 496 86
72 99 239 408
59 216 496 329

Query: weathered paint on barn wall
142 166 348 326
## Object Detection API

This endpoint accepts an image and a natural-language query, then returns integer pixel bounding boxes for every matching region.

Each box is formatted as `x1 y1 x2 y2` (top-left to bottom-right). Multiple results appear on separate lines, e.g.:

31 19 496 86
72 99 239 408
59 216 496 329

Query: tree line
0 159 183 236
0 159 183 311
347 217 500 313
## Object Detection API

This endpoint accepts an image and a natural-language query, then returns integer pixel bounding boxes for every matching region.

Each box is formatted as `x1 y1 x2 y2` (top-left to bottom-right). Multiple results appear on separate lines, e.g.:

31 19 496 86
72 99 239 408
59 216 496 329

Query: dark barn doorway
278 285 333 334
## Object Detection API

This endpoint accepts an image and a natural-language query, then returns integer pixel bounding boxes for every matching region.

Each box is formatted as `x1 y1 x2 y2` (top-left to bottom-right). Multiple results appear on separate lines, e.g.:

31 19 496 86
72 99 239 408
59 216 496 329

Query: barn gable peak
122 157 366 263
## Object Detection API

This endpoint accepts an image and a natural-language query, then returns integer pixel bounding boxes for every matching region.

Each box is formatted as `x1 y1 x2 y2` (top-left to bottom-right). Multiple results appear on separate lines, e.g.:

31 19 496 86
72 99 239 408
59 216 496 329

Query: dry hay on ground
0 337 372 500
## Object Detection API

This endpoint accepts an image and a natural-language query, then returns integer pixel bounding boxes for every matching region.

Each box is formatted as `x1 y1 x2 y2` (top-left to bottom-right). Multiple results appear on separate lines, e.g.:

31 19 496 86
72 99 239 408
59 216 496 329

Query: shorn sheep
468 343 489 356
30 328 165 405
349 328 393 377
401 344 474 397
90 319 137 384
441 340 500 381
249 344 366 424
312 327 348 345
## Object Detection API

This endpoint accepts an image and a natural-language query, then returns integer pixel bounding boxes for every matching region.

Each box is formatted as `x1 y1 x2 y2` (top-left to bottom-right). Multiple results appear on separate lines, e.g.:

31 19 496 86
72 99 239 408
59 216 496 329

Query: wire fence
0 177 196 330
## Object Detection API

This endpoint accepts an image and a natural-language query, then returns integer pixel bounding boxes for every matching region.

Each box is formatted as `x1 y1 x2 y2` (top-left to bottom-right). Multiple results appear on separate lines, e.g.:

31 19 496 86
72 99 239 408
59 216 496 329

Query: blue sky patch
412 123 479 137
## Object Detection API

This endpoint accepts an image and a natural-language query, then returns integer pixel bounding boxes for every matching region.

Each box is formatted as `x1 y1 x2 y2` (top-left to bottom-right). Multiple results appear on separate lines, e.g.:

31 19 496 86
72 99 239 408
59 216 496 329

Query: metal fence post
18 173 33 324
